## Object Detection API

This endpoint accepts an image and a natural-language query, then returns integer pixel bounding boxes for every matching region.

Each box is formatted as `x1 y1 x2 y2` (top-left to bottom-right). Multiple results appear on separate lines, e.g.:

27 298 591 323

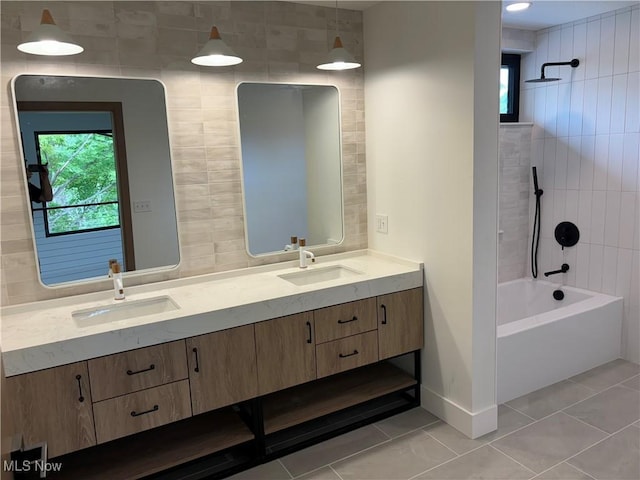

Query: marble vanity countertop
1 250 423 376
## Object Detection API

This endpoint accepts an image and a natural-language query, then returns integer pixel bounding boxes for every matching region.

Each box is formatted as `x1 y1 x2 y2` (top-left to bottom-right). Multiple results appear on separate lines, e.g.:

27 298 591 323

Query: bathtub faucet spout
544 263 569 277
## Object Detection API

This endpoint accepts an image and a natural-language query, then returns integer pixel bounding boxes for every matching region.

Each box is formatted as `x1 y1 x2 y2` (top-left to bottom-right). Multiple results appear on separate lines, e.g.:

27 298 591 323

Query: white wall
303 87 343 246
520 4 640 362
364 1 500 438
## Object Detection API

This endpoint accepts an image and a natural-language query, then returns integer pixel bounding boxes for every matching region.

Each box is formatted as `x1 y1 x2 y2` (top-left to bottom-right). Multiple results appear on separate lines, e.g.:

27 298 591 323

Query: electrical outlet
376 214 388 234
133 201 152 213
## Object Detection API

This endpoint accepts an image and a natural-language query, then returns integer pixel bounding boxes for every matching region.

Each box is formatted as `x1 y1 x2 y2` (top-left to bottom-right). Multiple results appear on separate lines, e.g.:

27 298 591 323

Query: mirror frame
11 73 182 288
236 81 346 258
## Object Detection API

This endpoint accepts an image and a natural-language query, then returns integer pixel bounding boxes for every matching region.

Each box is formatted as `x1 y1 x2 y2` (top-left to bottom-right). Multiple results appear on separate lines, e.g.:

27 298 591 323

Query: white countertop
1 250 423 377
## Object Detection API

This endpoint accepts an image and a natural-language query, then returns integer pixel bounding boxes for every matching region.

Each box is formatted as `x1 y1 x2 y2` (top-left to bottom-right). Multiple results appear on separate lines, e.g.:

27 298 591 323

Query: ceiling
292 1 636 31
500 1 637 30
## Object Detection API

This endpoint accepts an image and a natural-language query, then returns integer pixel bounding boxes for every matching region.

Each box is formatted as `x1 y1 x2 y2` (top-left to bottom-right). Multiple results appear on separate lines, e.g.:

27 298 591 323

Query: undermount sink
72 295 179 326
278 265 363 286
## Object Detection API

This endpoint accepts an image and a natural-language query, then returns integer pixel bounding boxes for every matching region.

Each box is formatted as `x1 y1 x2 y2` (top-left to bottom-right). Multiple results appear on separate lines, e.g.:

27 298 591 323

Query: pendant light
191 26 242 67
317 0 361 71
17 9 83 56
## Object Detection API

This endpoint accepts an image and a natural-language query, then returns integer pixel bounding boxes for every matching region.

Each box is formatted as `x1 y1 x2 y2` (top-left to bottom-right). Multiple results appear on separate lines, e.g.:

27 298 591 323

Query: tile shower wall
0 1 367 305
520 4 640 362
498 124 533 283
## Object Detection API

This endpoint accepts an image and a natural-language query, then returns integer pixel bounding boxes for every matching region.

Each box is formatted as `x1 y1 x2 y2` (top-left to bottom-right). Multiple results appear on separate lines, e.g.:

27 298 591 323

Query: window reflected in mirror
13 75 180 286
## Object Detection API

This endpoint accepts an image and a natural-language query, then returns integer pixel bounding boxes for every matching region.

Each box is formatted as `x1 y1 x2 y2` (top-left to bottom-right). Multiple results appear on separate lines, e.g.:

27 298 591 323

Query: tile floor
230 359 640 480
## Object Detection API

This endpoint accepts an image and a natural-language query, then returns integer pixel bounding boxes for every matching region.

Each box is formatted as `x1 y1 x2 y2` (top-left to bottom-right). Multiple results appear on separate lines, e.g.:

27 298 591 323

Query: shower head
525 58 579 83
526 77 561 83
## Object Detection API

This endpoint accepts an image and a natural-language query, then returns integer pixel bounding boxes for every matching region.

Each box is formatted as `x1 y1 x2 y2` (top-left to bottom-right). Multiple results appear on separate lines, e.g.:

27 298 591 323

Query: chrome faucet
298 238 315 268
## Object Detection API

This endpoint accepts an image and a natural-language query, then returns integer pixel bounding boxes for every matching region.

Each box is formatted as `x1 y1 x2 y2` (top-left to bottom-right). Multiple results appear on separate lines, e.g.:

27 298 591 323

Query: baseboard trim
421 385 497 439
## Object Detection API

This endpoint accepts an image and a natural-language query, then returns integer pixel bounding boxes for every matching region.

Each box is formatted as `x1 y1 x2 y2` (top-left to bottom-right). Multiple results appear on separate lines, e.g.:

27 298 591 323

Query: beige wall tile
0 0 366 305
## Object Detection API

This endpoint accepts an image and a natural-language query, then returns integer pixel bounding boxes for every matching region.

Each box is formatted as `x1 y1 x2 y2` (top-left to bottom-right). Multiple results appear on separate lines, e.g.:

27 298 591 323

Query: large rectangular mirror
237 83 344 256
12 75 180 286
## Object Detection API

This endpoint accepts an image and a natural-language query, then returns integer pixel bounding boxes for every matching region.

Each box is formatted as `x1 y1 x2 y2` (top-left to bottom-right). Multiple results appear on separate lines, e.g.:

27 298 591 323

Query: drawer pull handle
126 364 155 376
338 316 358 324
306 321 312 344
75 374 85 403
381 304 388 325
339 349 359 358
192 347 200 372
131 405 159 417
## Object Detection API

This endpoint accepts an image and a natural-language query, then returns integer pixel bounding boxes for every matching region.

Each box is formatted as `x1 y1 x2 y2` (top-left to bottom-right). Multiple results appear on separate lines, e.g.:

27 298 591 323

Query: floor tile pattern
230 359 640 480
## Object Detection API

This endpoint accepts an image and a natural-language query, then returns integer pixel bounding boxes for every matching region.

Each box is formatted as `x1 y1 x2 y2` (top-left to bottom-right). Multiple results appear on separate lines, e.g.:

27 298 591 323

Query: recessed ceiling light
505 2 531 12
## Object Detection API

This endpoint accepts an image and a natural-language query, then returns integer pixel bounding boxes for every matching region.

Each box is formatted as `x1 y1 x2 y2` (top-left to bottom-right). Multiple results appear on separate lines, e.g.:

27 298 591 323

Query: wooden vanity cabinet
92 380 192 444
255 312 316 395
5 361 96 458
377 288 424 359
313 298 377 343
87 340 188 402
4 287 423 479
187 324 258 415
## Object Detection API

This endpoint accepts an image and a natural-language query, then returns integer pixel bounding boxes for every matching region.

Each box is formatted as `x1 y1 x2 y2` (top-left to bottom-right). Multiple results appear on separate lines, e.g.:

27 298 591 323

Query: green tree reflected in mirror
37 132 121 235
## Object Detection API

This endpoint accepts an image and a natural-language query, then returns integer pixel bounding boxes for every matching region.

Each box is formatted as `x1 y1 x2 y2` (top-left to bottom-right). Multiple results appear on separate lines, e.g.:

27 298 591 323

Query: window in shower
500 53 521 123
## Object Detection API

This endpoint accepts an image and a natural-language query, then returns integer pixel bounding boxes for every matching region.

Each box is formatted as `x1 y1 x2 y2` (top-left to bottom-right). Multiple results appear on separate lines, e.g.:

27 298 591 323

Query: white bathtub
497 278 623 403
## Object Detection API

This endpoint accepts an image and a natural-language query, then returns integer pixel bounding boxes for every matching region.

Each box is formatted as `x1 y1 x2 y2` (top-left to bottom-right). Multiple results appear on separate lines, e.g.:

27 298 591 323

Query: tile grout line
289 431 396 479
564 409 621 436
328 464 345 480
505 378 635 428
549 436 616 476
489 419 607 480
419 428 464 458
485 411 609 471
534 461 597 480
486 444 539 477
375 417 442 443
405 432 483 480
323 432 398 470
278 458 294 479
501 401 539 421
370 421 392 439
535 420 640 479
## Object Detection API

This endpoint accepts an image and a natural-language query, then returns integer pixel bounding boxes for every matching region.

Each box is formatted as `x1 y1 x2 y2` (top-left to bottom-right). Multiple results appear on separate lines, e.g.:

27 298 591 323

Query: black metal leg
414 349 422 404
251 397 266 459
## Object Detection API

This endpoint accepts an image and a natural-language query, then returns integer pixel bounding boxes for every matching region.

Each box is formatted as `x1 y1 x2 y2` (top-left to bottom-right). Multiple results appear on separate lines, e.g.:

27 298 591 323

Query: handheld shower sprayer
526 58 580 83
531 167 543 278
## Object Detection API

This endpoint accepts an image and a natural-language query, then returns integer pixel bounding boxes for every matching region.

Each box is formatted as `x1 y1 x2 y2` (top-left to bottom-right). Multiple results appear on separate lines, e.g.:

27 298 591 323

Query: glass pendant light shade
17 9 84 56
317 36 361 71
191 26 243 67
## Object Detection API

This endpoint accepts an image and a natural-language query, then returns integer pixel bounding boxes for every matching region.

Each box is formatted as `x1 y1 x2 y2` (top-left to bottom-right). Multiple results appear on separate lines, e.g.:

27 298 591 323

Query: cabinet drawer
316 331 379 378
314 298 377 344
88 340 188 401
93 380 192 443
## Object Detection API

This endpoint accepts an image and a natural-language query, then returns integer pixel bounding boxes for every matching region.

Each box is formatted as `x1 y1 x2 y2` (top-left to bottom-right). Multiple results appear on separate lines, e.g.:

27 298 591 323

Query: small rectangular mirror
237 83 344 256
12 75 180 286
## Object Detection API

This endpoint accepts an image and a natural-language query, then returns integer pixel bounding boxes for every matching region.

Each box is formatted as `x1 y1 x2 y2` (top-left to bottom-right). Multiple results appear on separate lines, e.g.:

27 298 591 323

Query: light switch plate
376 214 388 234
133 201 152 213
